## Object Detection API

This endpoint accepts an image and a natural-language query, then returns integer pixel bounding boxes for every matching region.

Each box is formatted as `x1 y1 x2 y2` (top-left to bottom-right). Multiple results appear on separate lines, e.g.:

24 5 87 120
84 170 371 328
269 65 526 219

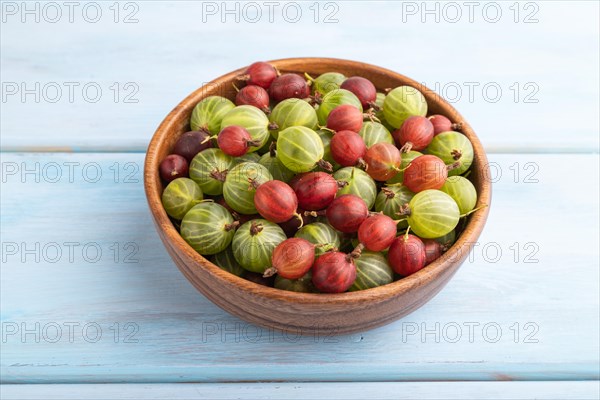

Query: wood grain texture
143 57 492 335
2 382 599 400
1 153 598 383
1 1 598 152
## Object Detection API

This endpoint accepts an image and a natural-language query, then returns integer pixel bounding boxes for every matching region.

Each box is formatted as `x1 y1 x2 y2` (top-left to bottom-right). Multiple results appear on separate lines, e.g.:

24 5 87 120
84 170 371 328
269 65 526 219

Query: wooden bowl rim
144 57 492 305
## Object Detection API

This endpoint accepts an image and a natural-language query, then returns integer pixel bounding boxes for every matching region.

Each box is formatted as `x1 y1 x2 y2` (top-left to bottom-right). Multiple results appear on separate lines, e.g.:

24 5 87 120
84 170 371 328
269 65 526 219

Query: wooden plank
2 382 599 400
1 2 598 152
1 153 599 384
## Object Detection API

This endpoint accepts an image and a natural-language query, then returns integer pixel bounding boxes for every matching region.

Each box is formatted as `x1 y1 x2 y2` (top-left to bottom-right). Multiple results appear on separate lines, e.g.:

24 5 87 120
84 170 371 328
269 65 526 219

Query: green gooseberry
383 86 427 129
399 189 459 239
427 131 474 176
212 246 245 277
189 148 234 196
235 152 261 165
333 166 377 209
259 150 295 182
232 219 286 273
440 176 477 214
275 272 315 293
180 202 237 255
223 162 272 214
294 222 341 257
374 185 415 229
161 177 204 220
190 96 235 134
276 126 328 173
220 105 271 151
316 89 363 125
350 251 394 291
269 98 318 139
316 129 341 171
359 121 394 148
310 72 346 95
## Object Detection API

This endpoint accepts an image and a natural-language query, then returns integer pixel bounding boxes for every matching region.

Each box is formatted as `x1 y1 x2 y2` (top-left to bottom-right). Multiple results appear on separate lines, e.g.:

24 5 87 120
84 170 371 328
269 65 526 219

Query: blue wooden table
1 1 599 398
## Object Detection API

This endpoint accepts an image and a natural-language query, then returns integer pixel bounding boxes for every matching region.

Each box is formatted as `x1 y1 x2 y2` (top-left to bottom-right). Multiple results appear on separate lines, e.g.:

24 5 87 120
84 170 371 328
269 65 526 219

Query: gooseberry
160 154 189 182
181 202 238 255
232 219 286 273
269 73 310 102
326 194 368 233
189 148 235 195
295 222 341 256
333 167 377 208
266 237 315 279
349 251 393 291
393 115 434 151
293 171 339 211
402 154 453 193
309 72 346 95
440 176 477 215
217 125 262 156
269 98 318 139
382 86 427 129
220 105 271 151
312 251 357 293
235 85 270 113
276 126 331 173
363 142 402 181
237 61 278 89
427 131 474 176
397 189 460 239
173 130 213 162
190 96 235 134
358 121 394 148
326 104 363 132
161 177 203 220
340 76 377 109
388 234 426 276
315 89 363 125
254 180 300 224
223 162 272 215
330 130 367 167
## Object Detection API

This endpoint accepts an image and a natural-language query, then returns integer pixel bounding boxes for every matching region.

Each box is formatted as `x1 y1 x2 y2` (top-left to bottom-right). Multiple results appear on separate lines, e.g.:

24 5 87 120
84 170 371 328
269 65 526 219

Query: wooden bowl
144 58 491 335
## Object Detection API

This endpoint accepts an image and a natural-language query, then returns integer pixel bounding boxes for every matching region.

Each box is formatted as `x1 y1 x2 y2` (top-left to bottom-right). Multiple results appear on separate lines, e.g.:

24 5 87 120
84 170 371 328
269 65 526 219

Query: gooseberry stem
262 267 277 278
356 157 368 171
249 221 263 235
268 122 279 131
224 220 240 232
451 122 463 131
451 149 462 160
293 212 304 229
210 169 228 182
400 142 414 153
366 101 381 112
318 126 336 134
363 110 381 123
397 203 411 217
269 141 277 158
304 210 326 218
232 82 240 93
382 187 396 199
404 226 411 240
247 178 261 190
349 243 365 259
460 204 488 218
336 180 349 189
317 159 333 173
304 72 315 82
247 139 262 148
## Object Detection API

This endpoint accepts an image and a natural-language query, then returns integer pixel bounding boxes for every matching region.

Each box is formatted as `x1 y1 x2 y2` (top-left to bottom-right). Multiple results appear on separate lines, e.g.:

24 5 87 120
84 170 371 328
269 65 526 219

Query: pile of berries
159 61 478 293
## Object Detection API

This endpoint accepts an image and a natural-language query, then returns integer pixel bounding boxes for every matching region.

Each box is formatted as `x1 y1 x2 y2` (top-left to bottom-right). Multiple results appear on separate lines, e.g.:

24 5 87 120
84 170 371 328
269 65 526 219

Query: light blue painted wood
1 1 598 152
1 153 598 384
2 382 600 400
